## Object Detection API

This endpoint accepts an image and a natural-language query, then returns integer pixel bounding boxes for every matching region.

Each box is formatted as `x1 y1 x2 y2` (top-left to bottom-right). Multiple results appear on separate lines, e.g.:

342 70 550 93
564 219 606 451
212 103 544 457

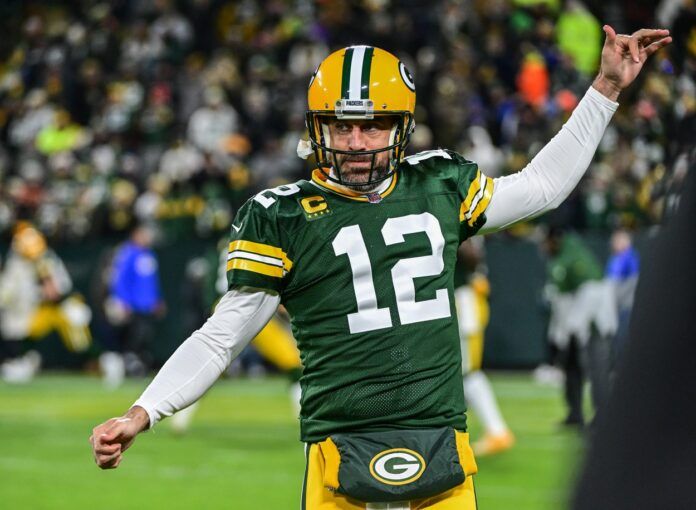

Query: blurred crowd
0 0 693 245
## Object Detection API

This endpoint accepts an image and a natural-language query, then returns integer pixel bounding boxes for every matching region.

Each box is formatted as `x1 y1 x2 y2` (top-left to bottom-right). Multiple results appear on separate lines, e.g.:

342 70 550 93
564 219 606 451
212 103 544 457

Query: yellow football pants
251 316 301 372
460 283 490 373
27 303 91 352
302 443 477 509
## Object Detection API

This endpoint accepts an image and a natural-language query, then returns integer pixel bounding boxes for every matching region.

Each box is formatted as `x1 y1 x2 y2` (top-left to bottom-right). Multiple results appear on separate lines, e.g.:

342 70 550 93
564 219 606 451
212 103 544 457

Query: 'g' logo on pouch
369 449 426 485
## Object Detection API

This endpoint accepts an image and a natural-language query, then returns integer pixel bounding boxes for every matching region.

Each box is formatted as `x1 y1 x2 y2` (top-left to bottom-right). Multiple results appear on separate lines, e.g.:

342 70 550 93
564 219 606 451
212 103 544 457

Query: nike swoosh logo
232 222 243 233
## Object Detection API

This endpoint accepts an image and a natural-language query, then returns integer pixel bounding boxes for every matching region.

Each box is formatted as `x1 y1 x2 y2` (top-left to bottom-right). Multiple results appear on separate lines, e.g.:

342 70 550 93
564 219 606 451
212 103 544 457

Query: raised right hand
593 25 671 100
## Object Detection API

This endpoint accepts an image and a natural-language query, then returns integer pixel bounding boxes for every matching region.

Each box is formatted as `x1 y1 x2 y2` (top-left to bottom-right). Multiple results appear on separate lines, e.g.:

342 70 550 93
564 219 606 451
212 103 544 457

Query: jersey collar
310 169 398 202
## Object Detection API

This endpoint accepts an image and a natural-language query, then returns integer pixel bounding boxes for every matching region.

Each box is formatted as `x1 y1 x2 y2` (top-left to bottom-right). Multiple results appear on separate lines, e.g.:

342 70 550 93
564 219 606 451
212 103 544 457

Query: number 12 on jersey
332 212 451 334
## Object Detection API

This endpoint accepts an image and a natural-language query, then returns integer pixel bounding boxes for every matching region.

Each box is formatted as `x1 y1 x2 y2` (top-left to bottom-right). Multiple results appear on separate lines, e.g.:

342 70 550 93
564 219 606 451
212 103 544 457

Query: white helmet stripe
348 46 366 100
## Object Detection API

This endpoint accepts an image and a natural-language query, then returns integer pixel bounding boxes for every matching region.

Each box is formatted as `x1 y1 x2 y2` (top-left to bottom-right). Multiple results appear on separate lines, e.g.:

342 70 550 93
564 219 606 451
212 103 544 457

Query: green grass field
0 373 585 509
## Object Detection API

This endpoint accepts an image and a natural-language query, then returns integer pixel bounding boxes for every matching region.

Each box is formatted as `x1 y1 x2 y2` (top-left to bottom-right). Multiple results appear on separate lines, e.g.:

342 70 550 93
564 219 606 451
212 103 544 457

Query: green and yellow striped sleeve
458 167 494 238
226 200 292 292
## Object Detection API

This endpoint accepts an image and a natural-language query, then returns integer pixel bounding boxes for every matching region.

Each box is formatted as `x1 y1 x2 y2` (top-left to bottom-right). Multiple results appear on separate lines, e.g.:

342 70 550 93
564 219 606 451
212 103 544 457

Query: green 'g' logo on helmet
369 448 426 486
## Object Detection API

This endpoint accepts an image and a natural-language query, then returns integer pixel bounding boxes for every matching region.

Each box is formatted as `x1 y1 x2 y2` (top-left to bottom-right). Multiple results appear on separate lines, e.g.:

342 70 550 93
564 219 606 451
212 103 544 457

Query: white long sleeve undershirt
133 85 617 428
481 86 618 232
133 287 279 428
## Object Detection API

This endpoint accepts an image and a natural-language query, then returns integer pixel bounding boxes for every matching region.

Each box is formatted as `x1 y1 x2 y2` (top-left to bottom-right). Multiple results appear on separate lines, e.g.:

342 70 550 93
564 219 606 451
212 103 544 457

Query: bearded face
327 117 396 191
334 151 390 191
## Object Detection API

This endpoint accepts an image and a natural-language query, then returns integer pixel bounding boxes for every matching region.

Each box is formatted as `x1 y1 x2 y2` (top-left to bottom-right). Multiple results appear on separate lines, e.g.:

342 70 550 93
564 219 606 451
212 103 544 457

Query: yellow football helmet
306 45 416 186
12 221 47 260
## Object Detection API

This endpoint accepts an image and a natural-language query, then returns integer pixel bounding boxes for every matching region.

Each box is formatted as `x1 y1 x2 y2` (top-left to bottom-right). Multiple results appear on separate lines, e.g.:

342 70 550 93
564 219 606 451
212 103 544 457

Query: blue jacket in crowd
605 247 640 281
110 241 162 314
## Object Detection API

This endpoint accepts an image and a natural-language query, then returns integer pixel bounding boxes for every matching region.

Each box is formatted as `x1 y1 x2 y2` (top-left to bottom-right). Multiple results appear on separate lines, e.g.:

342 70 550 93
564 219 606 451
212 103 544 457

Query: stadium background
0 0 693 508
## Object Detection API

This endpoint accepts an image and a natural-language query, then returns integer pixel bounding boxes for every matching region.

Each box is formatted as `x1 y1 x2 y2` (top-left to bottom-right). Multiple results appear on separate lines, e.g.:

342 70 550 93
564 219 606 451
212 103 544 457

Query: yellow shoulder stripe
460 170 482 221
459 170 494 227
226 258 284 278
228 240 293 271
468 178 494 226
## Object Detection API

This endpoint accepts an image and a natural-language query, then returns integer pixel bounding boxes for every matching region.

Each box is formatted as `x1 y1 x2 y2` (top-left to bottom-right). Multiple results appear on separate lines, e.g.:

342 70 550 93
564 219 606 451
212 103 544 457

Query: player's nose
347 125 367 151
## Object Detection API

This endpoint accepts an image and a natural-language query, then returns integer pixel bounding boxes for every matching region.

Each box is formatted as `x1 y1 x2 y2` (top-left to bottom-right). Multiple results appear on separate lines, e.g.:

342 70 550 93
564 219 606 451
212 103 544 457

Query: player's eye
363 118 394 133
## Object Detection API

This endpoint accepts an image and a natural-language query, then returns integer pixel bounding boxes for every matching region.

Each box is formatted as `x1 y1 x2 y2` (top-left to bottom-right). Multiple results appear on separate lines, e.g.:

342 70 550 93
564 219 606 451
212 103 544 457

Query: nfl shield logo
367 193 382 204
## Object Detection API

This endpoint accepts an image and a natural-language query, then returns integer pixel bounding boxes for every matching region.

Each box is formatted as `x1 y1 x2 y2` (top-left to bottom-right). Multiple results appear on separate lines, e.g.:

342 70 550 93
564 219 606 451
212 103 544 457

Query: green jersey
548 234 602 293
227 149 494 442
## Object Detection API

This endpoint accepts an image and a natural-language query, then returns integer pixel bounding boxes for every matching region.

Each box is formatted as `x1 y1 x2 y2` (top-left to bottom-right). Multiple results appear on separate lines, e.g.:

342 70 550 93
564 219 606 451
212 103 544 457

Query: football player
0 222 92 383
91 26 670 509
455 238 514 456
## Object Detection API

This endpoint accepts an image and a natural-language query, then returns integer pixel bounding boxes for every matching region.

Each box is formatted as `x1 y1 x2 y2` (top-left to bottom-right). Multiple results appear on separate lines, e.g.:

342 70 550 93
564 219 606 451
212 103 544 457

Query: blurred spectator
106 223 165 376
121 20 164 72
150 0 193 60
158 139 203 183
35 109 90 155
517 49 550 107
176 54 207 127
187 86 239 154
461 126 506 177
0 1 689 244
555 1 602 76
9 88 55 150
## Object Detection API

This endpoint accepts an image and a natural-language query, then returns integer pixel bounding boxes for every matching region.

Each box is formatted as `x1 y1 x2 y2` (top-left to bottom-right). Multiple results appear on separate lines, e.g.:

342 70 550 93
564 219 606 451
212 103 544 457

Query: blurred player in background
544 228 617 427
455 238 514 456
91 246 126 389
0 221 91 383
104 223 166 378
604 229 639 365
91 25 670 509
